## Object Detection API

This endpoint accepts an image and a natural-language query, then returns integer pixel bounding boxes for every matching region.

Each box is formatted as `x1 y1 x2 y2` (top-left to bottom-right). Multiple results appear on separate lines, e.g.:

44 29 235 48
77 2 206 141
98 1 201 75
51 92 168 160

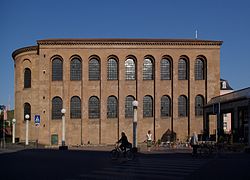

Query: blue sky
1 0 250 109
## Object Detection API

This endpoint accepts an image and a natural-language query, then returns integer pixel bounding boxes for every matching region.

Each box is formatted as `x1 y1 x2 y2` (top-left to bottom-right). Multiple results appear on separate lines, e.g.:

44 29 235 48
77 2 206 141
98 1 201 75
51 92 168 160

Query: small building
220 79 234 133
204 87 250 144
220 79 233 95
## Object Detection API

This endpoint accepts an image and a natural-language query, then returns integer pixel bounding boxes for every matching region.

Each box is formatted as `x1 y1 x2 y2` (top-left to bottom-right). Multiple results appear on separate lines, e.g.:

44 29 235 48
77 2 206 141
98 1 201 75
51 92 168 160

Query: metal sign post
34 115 40 148
34 115 40 126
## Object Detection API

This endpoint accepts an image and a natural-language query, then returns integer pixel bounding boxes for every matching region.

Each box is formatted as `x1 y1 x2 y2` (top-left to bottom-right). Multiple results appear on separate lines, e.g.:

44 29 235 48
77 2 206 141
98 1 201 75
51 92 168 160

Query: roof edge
37 38 223 46
12 38 223 59
205 87 250 107
12 46 38 60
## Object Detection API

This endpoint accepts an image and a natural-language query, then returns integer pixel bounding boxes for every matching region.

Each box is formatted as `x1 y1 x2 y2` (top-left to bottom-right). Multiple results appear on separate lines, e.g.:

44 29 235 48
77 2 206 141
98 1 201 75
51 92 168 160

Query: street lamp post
132 100 138 152
12 119 16 144
59 108 68 150
25 114 30 145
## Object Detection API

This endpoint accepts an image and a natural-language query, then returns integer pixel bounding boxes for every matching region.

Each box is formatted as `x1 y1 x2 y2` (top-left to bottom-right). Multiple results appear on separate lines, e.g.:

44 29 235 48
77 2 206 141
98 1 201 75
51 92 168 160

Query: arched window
52 58 63 81
70 58 82 80
52 97 63 119
178 58 188 80
70 96 81 119
143 95 153 117
24 68 31 88
125 96 135 118
143 58 153 80
195 95 204 116
89 96 100 118
195 58 204 80
89 58 100 80
161 58 171 80
178 95 188 117
107 96 118 118
161 95 171 117
24 103 31 120
125 58 135 80
107 58 118 80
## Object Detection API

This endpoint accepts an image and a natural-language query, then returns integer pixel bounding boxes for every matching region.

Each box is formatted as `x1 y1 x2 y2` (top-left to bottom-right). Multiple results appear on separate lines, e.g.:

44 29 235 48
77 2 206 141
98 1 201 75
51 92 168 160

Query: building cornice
12 38 223 60
12 46 38 60
37 38 223 46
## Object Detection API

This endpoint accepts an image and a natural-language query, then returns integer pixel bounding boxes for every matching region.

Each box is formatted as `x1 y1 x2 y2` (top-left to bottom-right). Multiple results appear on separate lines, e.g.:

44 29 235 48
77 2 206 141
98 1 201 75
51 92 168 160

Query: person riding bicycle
117 132 131 152
111 132 134 160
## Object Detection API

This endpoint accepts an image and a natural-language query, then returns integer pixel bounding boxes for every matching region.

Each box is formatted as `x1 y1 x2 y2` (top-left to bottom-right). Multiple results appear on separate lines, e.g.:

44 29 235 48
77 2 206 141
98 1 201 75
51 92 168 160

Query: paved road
79 153 209 180
0 149 113 180
187 153 250 180
0 148 249 180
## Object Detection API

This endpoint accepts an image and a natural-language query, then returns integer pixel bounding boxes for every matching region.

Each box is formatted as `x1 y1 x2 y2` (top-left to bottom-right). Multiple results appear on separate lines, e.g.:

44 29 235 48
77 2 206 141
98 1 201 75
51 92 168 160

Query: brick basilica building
12 38 222 146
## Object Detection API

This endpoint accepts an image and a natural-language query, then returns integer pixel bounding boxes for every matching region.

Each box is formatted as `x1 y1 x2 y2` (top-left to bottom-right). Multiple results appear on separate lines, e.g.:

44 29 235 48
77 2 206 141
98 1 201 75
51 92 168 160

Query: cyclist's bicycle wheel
111 149 119 160
126 149 134 160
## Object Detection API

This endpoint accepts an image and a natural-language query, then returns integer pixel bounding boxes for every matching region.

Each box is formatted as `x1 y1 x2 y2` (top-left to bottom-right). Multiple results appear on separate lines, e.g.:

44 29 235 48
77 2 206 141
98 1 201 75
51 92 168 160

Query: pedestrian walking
190 132 199 156
146 130 152 151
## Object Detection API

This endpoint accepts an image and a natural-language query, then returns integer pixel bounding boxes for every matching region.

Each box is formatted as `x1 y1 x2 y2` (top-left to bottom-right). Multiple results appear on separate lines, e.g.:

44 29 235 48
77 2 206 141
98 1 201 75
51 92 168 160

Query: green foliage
0 110 14 127
7 110 14 121
157 139 161 145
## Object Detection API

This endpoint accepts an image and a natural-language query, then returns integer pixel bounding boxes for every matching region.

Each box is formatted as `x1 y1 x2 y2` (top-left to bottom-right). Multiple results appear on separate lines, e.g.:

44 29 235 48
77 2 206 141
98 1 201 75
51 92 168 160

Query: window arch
70 58 82 80
89 96 100 118
143 95 153 117
125 58 135 80
161 95 171 117
178 58 188 80
161 58 171 80
70 96 81 119
24 68 31 88
143 58 153 80
195 58 204 80
107 96 118 118
125 96 135 118
178 95 188 117
52 58 63 81
195 95 204 116
89 58 100 80
107 58 118 80
24 103 31 120
52 97 63 119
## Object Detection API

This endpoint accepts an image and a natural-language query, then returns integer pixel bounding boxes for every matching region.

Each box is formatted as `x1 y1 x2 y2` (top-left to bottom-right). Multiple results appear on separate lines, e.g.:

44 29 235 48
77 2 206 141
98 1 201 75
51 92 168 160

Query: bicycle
111 143 134 160
197 143 213 157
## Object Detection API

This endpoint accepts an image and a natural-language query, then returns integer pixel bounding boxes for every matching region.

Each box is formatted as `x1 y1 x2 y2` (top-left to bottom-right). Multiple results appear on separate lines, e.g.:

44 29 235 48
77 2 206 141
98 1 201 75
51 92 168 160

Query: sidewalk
4 143 248 155
0 144 24 154
64 144 193 154
0 142 44 154
137 144 193 154
0 143 192 154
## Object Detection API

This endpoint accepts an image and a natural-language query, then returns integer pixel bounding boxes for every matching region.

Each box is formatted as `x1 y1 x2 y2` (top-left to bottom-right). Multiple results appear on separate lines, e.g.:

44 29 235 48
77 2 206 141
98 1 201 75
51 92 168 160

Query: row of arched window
23 95 204 120
23 55 206 88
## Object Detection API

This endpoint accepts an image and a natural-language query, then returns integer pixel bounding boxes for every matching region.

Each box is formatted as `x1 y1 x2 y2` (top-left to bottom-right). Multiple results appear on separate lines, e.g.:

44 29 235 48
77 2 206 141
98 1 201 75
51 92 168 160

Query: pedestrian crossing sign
34 115 40 126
